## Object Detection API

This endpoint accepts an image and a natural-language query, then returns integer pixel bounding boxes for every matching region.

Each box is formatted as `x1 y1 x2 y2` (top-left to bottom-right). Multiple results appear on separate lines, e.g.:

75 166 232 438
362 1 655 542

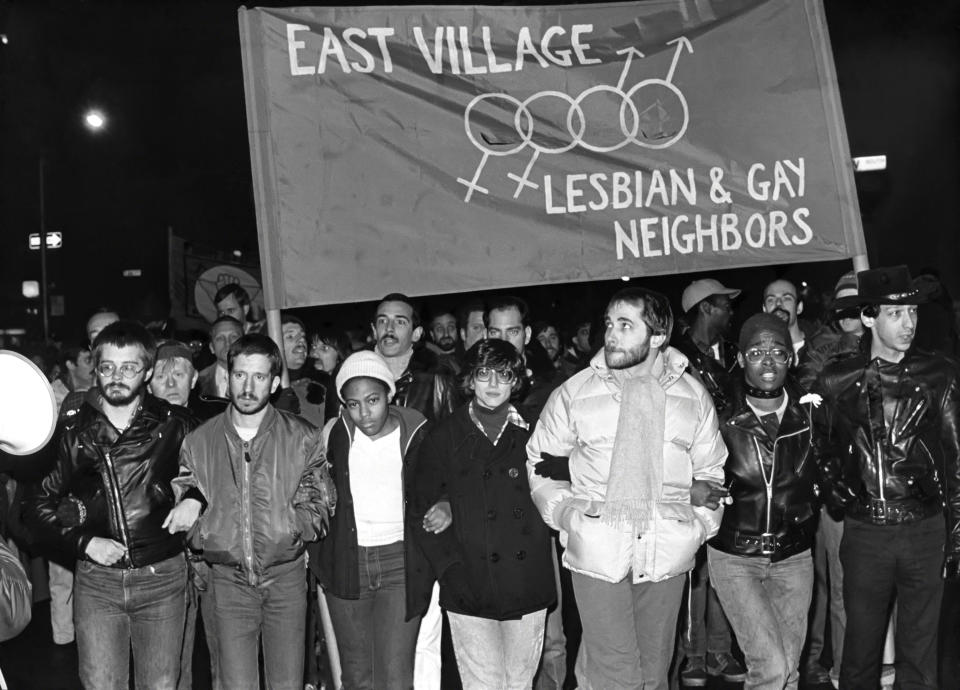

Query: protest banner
239 0 865 309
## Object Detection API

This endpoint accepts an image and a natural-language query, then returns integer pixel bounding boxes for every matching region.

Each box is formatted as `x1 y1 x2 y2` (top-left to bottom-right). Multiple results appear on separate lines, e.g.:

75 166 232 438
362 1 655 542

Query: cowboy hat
833 265 936 309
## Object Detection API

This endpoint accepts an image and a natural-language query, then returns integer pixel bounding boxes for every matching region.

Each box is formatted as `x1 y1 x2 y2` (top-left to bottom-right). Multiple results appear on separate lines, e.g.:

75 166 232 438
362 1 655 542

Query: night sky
1 0 957 343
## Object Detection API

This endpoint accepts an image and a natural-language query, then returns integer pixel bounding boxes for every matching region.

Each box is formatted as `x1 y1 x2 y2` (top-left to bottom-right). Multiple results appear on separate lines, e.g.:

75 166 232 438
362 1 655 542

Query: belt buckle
760 533 776 555
871 499 887 521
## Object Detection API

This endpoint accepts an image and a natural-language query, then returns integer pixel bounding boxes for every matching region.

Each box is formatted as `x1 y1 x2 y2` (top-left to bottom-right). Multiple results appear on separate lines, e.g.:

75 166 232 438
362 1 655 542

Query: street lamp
37 107 109 341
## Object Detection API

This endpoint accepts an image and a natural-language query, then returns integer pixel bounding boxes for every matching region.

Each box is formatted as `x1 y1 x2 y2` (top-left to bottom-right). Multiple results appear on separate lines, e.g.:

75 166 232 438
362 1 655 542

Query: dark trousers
840 515 945 690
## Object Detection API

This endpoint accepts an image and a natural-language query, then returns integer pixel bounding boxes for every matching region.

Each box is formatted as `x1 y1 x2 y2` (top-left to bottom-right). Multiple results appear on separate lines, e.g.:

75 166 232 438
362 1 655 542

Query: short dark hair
375 293 421 329
92 320 158 369
214 284 251 309
59 344 88 370
456 297 485 328
606 287 673 346
281 313 307 332
210 315 244 335
459 338 525 398
314 327 350 363
485 295 530 328
531 320 557 340
227 333 283 377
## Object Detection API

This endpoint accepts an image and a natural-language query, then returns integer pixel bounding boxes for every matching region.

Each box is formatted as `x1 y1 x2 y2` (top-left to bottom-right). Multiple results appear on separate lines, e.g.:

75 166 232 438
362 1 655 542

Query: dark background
0 0 957 343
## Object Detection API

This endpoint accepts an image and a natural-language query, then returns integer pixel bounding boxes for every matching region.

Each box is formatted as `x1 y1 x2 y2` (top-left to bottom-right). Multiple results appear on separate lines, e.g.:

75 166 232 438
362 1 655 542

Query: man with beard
673 281 744 688
762 279 812 361
812 266 960 689
372 293 456 422
28 320 198 688
164 334 335 690
425 306 463 375
527 287 727 690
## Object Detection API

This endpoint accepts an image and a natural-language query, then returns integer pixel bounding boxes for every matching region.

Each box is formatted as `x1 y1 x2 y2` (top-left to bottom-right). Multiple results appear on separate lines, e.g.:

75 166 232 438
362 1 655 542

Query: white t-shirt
348 426 405 546
235 425 257 442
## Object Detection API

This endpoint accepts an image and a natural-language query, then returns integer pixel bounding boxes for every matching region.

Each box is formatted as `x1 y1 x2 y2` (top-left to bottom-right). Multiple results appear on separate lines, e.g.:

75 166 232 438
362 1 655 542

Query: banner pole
852 253 869 272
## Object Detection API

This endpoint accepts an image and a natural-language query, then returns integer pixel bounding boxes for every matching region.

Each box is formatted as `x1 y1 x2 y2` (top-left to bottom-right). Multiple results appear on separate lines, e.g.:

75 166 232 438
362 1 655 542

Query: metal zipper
753 436 774 534
103 451 132 563
242 446 255 576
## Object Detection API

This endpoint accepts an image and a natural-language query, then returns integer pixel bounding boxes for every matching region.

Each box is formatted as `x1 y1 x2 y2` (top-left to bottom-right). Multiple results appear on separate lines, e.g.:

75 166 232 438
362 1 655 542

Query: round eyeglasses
743 348 791 365
474 367 516 384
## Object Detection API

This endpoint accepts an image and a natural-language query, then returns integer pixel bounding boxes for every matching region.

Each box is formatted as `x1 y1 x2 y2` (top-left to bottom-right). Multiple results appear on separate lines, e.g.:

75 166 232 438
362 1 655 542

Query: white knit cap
335 351 396 402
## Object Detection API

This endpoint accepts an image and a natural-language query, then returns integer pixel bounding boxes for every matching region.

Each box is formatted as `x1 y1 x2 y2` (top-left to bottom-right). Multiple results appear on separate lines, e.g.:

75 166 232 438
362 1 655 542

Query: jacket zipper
103 451 132 564
242 445 255 579
752 437 774 534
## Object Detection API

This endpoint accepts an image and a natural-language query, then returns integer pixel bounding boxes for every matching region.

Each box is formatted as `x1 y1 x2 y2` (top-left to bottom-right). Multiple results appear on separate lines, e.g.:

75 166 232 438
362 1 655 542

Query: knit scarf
601 373 666 535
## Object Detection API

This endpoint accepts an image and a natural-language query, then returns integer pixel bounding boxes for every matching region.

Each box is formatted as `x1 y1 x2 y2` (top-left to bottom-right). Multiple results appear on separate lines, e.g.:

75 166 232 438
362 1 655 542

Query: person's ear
270 376 281 394
190 371 199 390
650 333 667 350
524 326 532 346
737 352 746 368
412 326 423 343
797 300 804 316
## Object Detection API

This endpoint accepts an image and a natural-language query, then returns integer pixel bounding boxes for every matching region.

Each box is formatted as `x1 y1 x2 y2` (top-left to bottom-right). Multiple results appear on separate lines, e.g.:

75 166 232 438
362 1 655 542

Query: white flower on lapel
799 393 823 408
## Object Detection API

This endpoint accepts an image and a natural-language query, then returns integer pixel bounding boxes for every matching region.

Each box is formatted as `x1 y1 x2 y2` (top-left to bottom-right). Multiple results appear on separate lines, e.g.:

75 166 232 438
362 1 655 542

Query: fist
423 500 452 534
162 498 203 534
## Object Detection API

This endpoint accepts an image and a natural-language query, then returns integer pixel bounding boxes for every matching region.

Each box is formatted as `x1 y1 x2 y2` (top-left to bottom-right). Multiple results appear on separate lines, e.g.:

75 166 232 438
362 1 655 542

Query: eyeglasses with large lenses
744 348 791 365
96 362 145 379
474 367 516 384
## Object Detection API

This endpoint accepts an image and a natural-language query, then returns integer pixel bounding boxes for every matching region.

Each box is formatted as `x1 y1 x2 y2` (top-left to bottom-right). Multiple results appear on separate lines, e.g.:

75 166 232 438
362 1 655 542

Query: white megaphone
0 350 58 456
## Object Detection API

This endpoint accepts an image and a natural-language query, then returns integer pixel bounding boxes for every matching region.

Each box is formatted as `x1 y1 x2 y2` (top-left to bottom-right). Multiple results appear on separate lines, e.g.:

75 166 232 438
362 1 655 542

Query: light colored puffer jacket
527 347 726 584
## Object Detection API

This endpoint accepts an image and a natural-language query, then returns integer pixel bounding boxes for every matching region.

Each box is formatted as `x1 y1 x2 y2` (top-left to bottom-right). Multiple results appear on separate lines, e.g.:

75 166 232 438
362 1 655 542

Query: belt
732 531 806 556
848 497 940 525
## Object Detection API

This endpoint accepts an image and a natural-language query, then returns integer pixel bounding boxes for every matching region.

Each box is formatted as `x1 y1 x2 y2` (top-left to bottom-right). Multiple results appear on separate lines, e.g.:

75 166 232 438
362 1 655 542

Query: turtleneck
472 399 511 443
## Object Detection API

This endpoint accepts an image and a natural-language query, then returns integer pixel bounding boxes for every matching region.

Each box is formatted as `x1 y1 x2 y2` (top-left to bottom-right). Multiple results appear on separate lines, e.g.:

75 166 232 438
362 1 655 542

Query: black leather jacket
672 330 738 415
710 378 820 561
813 347 960 559
28 394 198 568
392 347 457 422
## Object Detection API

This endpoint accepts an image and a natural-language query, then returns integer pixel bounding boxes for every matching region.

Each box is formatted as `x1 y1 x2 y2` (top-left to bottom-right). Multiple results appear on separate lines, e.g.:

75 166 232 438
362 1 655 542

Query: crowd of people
1 265 959 690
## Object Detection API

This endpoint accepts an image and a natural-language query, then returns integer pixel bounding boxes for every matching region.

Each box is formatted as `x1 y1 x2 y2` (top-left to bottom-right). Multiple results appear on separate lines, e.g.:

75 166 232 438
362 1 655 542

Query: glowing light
84 109 107 131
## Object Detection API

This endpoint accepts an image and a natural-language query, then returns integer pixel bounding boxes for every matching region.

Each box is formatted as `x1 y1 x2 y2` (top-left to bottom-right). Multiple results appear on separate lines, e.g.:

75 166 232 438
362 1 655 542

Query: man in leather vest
813 265 960 690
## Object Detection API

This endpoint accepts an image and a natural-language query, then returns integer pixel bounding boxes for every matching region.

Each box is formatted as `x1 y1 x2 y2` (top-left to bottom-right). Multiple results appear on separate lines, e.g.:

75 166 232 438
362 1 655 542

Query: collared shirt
468 401 528 446
747 391 789 424
214 365 229 398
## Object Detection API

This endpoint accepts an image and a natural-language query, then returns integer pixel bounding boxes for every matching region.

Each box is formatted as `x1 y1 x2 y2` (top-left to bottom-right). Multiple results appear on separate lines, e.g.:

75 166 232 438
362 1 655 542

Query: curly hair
458 338 525 399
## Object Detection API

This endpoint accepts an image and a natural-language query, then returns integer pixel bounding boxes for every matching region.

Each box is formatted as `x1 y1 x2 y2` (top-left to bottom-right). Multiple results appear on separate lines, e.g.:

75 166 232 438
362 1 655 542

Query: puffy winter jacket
527 347 727 583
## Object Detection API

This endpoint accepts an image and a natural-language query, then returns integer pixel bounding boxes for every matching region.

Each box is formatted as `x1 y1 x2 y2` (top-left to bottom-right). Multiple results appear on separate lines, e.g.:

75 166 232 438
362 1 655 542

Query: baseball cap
681 279 741 313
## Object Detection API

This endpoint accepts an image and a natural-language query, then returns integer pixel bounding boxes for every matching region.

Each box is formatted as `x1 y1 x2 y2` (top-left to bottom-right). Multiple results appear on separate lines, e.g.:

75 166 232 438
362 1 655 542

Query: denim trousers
682 546 732 658
49 560 74 644
179 559 220 690
805 506 845 681
325 541 422 690
74 552 188 690
708 546 813 690
211 556 307 690
571 571 685 690
840 515 944 690
448 608 547 690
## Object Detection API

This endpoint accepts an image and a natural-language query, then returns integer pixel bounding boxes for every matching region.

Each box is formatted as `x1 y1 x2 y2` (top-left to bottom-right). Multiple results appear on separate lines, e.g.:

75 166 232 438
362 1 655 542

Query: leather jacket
672 329 738 414
710 377 819 561
813 347 960 559
392 347 457 422
28 394 198 568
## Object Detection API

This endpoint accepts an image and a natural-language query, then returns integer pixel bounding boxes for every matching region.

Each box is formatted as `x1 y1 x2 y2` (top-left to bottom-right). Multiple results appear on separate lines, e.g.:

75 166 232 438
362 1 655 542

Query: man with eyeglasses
812 265 960 689
699 313 822 689
28 320 198 689
527 287 727 690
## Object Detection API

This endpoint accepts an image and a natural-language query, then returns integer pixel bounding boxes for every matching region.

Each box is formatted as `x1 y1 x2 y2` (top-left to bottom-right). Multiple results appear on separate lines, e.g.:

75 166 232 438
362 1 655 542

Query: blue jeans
448 609 547 690
74 552 188 690
211 557 307 690
325 541 422 690
708 547 813 690
179 559 220 690
682 546 733 658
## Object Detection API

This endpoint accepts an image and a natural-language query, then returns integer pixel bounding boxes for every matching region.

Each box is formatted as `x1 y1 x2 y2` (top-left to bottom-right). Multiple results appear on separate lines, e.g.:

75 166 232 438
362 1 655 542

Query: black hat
833 265 936 309
738 313 792 353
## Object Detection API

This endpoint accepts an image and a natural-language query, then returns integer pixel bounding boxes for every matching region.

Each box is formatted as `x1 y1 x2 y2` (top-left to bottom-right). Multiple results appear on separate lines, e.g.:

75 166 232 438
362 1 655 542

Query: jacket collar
77 392 168 442
338 405 427 457
726 377 811 440
590 345 689 391
222 403 279 444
